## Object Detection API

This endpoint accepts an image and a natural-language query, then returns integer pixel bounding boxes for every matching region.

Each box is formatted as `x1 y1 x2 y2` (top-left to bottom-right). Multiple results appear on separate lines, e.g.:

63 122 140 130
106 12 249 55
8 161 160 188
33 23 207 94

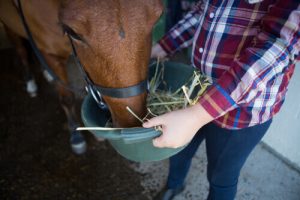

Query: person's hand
143 104 213 148
151 43 168 59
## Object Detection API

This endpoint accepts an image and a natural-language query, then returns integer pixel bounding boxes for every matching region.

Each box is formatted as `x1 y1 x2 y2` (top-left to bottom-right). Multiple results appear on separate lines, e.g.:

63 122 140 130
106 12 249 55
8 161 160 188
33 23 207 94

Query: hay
76 59 210 131
144 59 211 117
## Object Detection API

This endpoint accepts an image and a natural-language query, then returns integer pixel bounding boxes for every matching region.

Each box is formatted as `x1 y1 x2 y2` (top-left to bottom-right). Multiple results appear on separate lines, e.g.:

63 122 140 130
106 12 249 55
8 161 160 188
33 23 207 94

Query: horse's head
59 0 163 127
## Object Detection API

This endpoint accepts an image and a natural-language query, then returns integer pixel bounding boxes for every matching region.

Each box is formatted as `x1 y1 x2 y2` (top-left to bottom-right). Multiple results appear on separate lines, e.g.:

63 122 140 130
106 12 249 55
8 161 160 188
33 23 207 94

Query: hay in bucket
125 58 211 126
77 60 212 162
144 59 210 117
77 59 211 131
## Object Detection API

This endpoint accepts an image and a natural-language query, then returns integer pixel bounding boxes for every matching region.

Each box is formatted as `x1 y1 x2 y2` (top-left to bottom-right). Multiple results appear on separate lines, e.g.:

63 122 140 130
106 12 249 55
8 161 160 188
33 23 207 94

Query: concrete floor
132 142 300 200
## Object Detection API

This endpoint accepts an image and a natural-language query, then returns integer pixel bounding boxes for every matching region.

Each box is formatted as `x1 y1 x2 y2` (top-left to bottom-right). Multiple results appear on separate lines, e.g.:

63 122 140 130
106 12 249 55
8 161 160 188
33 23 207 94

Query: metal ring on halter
87 84 107 109
96 90 108 109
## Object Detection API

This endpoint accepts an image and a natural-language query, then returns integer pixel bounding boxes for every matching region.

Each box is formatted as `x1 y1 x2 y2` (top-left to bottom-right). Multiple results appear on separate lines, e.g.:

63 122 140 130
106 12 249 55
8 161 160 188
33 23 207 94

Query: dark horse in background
0 0 163 153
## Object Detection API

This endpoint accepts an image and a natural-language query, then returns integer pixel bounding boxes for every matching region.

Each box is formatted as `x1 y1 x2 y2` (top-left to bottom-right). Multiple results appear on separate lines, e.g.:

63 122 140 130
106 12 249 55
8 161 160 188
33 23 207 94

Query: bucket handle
81 127 162 144
121 127 162 144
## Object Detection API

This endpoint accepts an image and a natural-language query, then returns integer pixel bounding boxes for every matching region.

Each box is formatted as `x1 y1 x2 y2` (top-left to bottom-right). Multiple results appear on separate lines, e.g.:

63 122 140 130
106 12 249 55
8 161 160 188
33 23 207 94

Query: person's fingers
151 44 167 59
142 115 165 128
152 134 177 148
150 45 159 58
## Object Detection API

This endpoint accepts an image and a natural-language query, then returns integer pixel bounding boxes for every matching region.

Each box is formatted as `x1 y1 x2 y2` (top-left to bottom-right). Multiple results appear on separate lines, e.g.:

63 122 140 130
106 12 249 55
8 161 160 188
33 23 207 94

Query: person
142 0 300 199
165 0 198 31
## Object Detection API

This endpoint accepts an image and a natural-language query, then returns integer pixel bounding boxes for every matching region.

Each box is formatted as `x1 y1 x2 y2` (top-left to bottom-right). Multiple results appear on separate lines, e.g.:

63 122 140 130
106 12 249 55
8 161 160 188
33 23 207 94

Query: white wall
262 63 300 170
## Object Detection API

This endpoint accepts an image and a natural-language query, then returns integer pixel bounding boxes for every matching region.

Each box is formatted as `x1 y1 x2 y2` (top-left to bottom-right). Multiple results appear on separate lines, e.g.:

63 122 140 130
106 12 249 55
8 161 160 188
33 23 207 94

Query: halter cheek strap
17 0 83 94
68 36 148 107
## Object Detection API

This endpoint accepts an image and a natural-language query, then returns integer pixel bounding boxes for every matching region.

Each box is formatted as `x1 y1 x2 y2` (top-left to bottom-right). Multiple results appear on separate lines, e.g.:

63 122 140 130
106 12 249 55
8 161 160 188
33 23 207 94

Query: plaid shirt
159 0 300 129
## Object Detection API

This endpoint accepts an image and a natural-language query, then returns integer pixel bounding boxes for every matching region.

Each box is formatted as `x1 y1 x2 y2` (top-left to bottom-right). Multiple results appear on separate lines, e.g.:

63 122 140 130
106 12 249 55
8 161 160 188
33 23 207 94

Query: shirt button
199 47 204 53
209 12 215 18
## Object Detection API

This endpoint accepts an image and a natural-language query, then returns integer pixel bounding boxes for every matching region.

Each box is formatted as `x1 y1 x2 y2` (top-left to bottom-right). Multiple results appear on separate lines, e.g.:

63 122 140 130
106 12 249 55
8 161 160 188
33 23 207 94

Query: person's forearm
157 1 204 55
197 1 300 121
189 103 214 129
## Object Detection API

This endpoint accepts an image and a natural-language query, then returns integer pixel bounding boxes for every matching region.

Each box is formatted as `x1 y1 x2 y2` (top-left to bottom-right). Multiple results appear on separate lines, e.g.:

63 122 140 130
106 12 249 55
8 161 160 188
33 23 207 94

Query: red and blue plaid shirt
159 0 300 129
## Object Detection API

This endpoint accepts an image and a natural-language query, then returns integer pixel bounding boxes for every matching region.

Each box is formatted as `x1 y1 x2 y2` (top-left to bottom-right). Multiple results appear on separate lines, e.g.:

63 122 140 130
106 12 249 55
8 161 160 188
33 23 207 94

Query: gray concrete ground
132 142 300 200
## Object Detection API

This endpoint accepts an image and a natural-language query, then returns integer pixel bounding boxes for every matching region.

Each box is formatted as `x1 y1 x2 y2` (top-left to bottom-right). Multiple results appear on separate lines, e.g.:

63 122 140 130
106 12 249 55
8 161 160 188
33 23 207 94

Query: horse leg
4 25 38 97
42 53 87 155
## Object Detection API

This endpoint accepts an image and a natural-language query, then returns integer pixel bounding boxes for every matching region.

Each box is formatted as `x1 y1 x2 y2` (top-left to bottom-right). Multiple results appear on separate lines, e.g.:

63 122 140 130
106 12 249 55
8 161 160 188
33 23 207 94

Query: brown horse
0 0 163 153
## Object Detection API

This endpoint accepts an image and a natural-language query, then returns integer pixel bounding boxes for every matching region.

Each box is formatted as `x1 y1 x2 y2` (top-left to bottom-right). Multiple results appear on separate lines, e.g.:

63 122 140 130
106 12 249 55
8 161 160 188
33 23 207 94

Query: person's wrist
189 103 214 128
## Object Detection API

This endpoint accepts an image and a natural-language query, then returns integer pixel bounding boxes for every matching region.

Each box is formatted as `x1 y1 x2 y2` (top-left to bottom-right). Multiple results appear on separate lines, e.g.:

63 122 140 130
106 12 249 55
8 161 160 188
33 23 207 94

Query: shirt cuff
158 34 180 55
198 84 238 119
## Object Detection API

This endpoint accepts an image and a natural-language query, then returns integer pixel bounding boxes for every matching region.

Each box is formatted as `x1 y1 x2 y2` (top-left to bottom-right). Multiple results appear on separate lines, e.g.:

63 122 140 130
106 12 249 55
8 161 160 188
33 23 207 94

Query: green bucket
81 61 195 162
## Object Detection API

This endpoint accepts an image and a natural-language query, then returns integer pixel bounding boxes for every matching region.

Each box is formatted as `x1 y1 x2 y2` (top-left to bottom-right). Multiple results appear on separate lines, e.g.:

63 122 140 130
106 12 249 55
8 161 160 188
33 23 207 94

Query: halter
68 36 148 109
17 0 148 109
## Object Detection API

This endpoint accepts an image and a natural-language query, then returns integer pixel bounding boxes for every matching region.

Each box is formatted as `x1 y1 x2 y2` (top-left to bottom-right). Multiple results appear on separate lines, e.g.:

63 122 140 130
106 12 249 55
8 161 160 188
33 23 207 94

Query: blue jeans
167 120 272 200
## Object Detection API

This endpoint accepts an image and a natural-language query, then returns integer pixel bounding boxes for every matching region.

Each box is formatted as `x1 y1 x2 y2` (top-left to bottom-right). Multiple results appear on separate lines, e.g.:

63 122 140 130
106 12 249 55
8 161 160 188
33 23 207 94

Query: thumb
152 136 165 148
142 115 165 128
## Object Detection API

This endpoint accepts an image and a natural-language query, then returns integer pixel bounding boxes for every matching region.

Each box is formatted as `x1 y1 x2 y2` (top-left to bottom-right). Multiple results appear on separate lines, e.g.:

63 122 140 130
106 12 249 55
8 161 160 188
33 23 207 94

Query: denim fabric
166 120 272 200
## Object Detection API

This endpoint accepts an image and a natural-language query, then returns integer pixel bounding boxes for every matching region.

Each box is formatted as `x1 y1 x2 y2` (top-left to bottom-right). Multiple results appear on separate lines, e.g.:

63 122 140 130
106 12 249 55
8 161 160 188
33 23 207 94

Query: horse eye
62 24 83 41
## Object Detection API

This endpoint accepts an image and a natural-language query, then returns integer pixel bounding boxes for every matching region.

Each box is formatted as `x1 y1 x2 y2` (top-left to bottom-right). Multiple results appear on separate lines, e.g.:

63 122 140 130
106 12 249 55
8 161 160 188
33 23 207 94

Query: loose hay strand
76 127 123 131
126 106 144 123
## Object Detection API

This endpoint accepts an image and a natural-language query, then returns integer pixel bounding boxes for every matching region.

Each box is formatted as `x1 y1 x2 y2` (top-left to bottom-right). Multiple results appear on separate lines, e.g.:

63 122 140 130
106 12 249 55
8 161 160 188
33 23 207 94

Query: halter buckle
86 84 107 110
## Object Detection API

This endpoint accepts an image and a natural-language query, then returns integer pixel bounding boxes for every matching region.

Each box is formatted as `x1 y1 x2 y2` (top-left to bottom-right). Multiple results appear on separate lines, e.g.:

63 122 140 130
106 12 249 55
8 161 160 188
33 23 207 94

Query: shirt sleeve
199 0 300 119
158 1 205 55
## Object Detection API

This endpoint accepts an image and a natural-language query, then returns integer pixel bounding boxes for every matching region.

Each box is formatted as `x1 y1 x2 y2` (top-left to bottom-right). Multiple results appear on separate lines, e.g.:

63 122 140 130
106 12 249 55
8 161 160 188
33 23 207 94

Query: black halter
17 0 148 109
68 36 148 109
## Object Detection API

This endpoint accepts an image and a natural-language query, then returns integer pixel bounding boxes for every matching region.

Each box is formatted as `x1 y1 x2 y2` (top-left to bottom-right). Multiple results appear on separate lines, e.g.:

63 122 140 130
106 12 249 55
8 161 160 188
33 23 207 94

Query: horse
0 0 163 153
